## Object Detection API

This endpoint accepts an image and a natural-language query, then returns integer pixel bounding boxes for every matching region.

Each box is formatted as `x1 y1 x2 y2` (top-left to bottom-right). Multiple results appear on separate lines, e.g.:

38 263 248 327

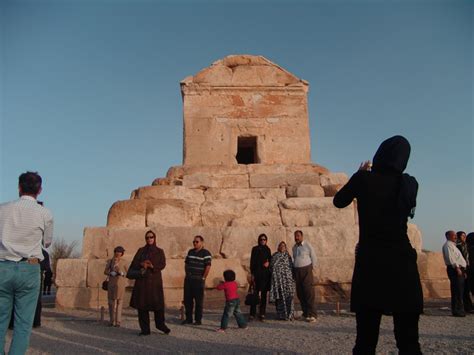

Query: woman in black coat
333 135 423 355
130 230 170 335
249 234 272 321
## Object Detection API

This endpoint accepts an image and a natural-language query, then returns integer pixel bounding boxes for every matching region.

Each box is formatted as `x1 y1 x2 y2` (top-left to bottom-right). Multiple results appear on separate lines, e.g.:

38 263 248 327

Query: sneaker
216 328 226 333
306 316 317 323
193 321 202 325
138 331 151 336
181 320 192 325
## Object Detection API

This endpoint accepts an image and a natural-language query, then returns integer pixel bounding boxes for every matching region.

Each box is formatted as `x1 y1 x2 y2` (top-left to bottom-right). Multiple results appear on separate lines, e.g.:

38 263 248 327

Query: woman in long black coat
130 230 170 335
333 135 423 355
249 234 272 321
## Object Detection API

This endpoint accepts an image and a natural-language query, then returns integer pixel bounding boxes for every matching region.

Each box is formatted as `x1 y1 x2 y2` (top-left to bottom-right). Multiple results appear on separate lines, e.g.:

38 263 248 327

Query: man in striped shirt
0 172 54 354
182 235 211 325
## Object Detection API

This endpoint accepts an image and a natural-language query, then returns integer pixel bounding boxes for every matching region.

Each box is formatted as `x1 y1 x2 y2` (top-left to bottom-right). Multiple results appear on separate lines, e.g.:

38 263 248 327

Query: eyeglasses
259 239 267 242
193 240 200 244
145 236 155 240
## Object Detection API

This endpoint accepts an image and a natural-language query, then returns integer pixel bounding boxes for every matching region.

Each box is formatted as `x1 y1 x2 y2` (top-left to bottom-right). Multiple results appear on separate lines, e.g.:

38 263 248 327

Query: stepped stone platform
55 55 449 309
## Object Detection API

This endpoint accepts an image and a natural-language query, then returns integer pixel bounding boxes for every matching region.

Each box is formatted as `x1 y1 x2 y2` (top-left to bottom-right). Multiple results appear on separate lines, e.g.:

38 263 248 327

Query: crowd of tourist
1 136 473 355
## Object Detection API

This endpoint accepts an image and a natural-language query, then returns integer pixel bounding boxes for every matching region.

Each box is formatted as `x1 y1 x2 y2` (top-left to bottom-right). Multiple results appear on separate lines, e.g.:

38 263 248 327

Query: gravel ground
4 302 474 354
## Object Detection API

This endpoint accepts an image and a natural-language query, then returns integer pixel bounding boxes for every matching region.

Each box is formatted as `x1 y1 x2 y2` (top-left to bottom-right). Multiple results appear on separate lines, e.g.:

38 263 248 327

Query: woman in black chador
249 234 272 321
333 135 423 355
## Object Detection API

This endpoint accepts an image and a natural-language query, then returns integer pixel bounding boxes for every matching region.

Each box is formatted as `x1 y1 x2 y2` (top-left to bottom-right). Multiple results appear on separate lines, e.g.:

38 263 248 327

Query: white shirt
442 240 466 268
292 240 317 268
0 196 54 261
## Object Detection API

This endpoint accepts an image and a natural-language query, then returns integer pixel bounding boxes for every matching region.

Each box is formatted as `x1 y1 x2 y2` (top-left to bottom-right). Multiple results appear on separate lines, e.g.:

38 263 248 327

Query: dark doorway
236 136 258 164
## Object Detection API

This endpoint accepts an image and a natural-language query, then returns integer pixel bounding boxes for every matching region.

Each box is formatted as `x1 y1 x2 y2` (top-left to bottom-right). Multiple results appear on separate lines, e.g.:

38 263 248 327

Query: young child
216 269 247 332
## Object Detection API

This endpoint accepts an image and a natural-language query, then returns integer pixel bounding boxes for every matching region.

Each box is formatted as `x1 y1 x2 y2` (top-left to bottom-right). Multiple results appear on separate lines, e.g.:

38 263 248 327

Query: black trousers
184 278 204 322
462 268 473 311
294 264 316 317
447 266 465 315
250 287 268 317
353 311 421 355
137 309 165 334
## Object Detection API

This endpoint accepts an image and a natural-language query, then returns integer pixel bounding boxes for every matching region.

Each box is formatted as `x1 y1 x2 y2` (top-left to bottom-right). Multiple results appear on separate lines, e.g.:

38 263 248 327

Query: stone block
249 173 320 188
107 199 146 228
314 256 354 284
314 283 351 303
146 199 202 227
55 259 88 287
286 184 325 198
155 226 223 259
320 173 349 187
285 225 359 258
417 251 447 280
247 164 329 175
421 279 451 299
204 187 286 201
82 227 109 259
231 199 282 227
56 286 110 309
201 199 282 227
221 226 288 259
162 259 186 288
134 185 205 204
201 200 246 227
280 198 356 227
182 173 249 189
322 184 343 197
407 223 422 252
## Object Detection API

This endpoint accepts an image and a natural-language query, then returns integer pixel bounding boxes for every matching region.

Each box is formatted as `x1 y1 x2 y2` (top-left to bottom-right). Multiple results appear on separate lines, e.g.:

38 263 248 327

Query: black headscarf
372 135 418 218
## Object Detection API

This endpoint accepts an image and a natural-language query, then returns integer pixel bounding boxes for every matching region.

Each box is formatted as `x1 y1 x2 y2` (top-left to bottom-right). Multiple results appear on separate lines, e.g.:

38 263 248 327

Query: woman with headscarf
270 241 295 320
104 246 128 327
466 232 474 296
130 230 170 335
249 233 272 321
333 135 423 355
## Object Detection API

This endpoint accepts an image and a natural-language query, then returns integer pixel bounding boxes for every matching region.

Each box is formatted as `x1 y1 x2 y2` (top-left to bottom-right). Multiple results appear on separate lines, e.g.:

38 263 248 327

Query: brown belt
20 257 40 264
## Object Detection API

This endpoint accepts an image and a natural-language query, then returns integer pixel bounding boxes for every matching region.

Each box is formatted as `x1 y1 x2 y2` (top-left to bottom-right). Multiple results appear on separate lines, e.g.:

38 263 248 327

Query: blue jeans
220 299 247 329
0 261 40 355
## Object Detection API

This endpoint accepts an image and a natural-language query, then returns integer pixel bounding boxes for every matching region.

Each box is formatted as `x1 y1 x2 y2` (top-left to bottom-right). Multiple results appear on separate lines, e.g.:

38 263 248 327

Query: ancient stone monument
55 55 449 309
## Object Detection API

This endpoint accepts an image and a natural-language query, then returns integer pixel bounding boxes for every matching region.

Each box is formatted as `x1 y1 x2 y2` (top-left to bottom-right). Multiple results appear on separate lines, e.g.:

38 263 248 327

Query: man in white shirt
442 230 467 317
0 172 54 354
292 230 317 322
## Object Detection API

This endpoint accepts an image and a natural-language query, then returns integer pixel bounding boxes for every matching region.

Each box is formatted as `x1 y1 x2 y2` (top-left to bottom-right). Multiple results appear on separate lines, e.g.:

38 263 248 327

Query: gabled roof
181 55 308 87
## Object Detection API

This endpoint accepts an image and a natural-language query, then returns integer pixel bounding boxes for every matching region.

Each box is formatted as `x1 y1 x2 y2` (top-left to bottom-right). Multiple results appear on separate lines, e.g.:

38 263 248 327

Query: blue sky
1 0 472 252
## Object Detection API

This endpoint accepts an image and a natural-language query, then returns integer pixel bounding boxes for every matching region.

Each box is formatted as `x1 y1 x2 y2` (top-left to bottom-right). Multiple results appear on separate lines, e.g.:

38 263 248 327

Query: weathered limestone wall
181 55 311 166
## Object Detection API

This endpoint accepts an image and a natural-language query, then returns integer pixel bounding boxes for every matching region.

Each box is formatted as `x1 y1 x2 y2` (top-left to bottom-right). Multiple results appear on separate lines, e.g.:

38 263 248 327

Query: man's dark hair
19 171 42 195
194 235 204 242
294 230 303 236
445 230 455 239
223 269 236 282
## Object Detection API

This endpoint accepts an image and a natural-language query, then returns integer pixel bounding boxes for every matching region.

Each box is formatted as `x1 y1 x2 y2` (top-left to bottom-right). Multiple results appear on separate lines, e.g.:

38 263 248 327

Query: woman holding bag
129 230 170 335
104 246 128 327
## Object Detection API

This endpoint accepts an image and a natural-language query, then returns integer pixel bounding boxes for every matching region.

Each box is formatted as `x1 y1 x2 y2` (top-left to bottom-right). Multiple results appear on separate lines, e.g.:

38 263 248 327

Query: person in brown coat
104 246 128 327
130 230 170 335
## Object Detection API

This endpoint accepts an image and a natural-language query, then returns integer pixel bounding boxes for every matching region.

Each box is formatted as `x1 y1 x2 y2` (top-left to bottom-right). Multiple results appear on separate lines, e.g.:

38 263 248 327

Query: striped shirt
185 248 212 279
0 196 54 261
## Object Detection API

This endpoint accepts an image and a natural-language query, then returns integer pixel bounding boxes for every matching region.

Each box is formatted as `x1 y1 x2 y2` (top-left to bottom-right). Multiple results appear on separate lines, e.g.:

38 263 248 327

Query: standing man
292 230 317 322
456 231 473 313
0 171 54 354
182 235 211 325
442 230 467 317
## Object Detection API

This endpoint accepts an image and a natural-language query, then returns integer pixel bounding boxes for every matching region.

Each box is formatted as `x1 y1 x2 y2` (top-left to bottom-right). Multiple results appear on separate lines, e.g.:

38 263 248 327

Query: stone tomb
55 55 449 309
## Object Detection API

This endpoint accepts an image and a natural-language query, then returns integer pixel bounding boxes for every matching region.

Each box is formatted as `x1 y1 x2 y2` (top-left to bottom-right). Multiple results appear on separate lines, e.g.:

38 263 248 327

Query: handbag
244 283 260 306
102 280 109 291
126 266 147 280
